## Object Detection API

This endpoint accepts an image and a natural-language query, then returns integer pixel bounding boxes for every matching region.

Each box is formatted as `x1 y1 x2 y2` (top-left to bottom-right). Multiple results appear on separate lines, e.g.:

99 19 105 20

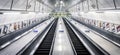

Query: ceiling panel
0 0 12 9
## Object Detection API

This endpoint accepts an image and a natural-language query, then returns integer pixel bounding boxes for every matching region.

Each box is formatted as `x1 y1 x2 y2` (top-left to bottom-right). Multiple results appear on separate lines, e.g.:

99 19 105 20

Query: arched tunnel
0 0 120 55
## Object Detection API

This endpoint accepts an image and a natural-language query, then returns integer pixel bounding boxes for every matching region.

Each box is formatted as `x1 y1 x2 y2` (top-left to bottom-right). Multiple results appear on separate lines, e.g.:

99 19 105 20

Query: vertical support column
41 4 43 13
87 0 90 11
34 0 36 12
76 5 77 12
96 0 99 10
10 0 14 10
113 0 117 9
82 2 84 12
26 0 29 11
39 2 41 12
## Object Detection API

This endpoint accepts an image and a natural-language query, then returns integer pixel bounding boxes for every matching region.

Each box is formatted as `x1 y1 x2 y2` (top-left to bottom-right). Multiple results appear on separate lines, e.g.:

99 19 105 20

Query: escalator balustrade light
85 30 90 33
59 30 64 32
33 29 38 33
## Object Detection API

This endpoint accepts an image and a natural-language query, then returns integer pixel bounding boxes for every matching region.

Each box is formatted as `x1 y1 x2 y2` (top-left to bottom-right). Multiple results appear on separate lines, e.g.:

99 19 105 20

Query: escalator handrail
49 18 58 55
0 19 47 50
73 18 120 46
63 18 77 55
65 18 109 55
17 18 56 55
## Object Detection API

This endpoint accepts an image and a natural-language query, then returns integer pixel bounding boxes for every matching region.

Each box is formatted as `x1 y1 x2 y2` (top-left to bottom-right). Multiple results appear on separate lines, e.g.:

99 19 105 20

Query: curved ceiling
0 0 83 11
48 0 72 5
37 0 82 8
46 0 84 10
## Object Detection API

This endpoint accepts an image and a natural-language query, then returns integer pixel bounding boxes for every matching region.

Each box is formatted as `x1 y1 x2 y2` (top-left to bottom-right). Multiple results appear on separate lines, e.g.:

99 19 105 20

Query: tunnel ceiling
48 0 72 5
0 0 83 12
37 0 82 8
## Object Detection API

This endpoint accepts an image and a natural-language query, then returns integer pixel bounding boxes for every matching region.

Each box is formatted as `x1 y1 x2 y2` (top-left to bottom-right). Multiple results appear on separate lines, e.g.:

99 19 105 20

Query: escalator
0 19 47 49
72 18 120 45
63 18 90 55
33 18 58 55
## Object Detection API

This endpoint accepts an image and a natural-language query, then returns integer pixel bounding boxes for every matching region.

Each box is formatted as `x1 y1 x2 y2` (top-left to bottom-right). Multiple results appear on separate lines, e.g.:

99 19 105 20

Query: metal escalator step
35 51 49 54
37 49 50 51
77 52 90 54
